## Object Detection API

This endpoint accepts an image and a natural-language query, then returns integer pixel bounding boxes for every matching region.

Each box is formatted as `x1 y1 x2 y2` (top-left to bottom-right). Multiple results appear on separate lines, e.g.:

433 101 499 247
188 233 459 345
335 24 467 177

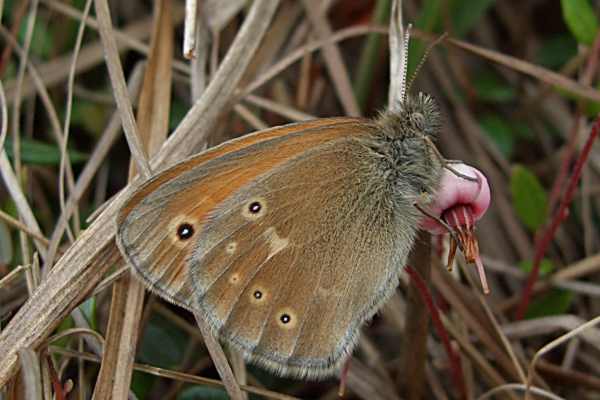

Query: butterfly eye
410 112 426 130
176 223 194 240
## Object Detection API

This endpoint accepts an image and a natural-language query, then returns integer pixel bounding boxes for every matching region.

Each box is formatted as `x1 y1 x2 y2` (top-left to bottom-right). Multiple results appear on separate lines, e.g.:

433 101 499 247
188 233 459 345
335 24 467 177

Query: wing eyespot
242 197 267 221
276 309 296 329
250 286 268 304
176 223 194 240
280 314 291 324
167 215 199 248
249 201 262 213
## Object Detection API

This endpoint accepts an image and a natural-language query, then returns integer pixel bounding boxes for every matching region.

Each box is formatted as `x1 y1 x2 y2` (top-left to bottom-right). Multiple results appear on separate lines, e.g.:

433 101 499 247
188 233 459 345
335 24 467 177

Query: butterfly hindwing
188 130 422 378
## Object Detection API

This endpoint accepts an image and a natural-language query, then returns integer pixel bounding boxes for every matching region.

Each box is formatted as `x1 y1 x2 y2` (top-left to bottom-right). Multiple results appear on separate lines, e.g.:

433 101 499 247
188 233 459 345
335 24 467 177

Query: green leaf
0 220 12 264
169 98 189 132
537 35 578 69
353 0 391 111
131 371 155 400
18 15 54 59
178 386 229 400
3 138 88 166
138 314 188 368
71 100 110 137
473 70 516 103
408 0 442 76
561 0 599 45
518 259 555 277
53 316 75 348
479 115 515 157
525 289 574 319
510 165 549 232
450 0 496 37
79 297 97 330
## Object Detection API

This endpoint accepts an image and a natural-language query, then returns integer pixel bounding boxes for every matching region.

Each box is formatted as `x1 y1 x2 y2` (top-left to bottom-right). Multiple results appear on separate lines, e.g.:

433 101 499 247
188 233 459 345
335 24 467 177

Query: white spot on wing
226 241 237 254
263 227 289 260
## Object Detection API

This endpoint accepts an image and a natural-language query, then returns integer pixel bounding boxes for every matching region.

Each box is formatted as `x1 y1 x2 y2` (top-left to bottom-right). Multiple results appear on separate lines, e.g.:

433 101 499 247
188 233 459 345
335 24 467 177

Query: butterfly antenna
399 23 411 103
406 32 449 93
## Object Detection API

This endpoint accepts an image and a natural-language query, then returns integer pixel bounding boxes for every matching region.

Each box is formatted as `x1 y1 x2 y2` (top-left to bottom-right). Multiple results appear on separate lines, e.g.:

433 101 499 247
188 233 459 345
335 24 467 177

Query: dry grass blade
301 0 361 116
502 315 600 351
244 94 315 121
5 2 180 100
346 358 400 400
203 0 246 32
93 0 151 178
0 209 49 246
57 0 94 249
46 63 145 269
0 0 280 388
478 383 565 400
388 0 407 109
525 315 600 399
0 265 28 289
50 347 300 400
183 0 198 58
439 34 600 103
0 80 7 155
477 292 527 384
234 103 269 130
432 266 524 384
243 25 387 96
45 327 105 349
0 152 46 258
17 348 43 400
441 313 519 400
93 1 173 398
193 312 244 400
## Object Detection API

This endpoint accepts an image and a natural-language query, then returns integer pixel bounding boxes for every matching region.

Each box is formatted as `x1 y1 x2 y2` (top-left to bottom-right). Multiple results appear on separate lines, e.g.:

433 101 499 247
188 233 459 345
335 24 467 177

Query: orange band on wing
119 117 366 223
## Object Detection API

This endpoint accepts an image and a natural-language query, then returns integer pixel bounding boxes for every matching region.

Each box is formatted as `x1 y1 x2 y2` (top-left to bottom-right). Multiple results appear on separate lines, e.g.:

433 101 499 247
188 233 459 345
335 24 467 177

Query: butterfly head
368 92 444 202
379 92 441 140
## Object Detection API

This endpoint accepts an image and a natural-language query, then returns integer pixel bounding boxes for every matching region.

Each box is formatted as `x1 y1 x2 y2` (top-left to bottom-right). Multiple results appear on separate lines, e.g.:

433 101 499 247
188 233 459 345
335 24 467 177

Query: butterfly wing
117 117 423 378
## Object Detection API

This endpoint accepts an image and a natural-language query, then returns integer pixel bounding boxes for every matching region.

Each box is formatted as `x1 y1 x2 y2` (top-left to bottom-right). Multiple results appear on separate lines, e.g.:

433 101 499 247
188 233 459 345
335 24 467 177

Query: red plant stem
516 115 600 320
405 265 466 399
547 115 580 216
45 354 65 400
548 33 600 216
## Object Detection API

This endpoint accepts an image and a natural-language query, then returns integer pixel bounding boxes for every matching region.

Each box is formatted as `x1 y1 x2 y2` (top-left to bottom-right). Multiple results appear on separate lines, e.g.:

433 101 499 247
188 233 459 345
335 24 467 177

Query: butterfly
116 92 445 379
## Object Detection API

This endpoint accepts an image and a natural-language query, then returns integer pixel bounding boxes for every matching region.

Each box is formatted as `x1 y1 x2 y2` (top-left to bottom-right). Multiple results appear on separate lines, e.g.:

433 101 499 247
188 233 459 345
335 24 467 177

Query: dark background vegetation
2 0 600 399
